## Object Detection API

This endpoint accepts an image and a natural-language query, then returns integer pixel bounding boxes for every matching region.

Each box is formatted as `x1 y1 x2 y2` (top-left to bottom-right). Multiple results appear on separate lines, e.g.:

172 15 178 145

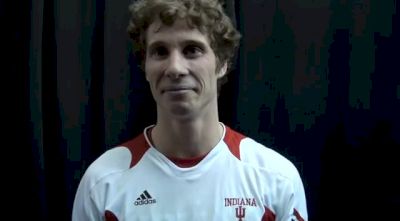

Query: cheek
144 64 163 93
144 62 150 81
144 62 157 82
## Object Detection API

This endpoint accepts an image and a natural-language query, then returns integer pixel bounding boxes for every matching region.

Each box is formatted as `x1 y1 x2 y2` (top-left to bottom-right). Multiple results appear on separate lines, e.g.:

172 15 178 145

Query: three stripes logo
134 190 156 206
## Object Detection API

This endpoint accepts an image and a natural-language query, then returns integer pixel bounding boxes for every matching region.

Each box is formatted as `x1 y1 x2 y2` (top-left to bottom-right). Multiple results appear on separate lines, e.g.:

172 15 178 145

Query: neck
152 110 223 158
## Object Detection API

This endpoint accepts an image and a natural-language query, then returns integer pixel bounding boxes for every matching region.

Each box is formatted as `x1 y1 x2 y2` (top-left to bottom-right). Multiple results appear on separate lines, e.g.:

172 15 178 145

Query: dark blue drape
9 0 399 220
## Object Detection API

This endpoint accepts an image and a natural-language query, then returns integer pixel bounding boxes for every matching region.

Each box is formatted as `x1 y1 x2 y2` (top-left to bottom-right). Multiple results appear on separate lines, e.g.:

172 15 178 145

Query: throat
146 122 224 160
167 152 209 168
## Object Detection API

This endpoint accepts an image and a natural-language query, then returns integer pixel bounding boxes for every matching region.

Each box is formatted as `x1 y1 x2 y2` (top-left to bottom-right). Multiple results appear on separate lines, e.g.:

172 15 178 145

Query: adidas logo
134 190 156 206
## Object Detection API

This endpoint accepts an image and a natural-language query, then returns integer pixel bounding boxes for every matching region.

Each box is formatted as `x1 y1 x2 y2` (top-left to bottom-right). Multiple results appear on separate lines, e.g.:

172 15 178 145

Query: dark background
7 0 399 220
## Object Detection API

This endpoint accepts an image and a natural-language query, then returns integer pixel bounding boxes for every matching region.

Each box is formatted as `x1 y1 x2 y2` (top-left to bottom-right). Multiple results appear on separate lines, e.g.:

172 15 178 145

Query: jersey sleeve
278 167 308 221
72 168 103 221
72 146 134 221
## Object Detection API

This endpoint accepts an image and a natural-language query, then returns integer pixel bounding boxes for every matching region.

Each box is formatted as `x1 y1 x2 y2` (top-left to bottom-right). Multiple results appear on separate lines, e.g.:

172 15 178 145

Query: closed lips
162 87 194 93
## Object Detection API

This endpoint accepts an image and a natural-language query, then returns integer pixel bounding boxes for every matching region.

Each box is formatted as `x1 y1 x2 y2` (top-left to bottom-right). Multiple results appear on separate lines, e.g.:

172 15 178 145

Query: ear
216 62 228 79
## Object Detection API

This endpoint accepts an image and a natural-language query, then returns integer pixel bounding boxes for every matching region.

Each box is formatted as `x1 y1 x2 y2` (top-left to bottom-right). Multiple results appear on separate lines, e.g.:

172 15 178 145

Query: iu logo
235 206 246 221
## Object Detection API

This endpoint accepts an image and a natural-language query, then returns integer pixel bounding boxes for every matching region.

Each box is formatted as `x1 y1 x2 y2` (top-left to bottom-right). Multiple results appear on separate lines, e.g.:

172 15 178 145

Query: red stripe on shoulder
121 133 150 168
293 208 305 221
262 207 276 221
223 126 246 160
105 210 118 221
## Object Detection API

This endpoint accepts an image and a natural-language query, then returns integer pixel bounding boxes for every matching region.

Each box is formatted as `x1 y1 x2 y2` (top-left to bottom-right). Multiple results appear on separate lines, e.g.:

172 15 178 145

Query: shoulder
223 126 308 220
81 132 150 190
224 126 300 180
242 138 298 178
73 132 151 220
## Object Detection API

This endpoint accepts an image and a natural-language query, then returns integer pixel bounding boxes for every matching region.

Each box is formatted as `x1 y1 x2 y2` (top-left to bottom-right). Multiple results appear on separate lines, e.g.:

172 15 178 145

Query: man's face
144 19 227 119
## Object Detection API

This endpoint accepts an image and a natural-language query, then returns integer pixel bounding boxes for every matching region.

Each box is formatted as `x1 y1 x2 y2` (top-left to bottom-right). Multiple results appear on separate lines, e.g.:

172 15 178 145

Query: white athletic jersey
72 124 308 221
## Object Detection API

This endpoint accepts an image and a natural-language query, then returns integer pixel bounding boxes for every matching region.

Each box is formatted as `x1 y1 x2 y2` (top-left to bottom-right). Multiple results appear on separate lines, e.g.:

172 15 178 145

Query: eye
149 46 169 59
183 45 203 58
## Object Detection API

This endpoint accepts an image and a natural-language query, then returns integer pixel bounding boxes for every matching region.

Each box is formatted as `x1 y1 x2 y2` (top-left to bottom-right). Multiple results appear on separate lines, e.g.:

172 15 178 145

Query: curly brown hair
127 0 241 72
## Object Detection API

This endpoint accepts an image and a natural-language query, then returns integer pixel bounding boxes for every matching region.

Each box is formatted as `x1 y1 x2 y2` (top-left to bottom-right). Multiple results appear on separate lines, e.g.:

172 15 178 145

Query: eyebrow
147 39 208 50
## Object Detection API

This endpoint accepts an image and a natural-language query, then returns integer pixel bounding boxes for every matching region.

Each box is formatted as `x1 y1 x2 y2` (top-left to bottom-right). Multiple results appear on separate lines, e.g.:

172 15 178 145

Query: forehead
146 19 211 47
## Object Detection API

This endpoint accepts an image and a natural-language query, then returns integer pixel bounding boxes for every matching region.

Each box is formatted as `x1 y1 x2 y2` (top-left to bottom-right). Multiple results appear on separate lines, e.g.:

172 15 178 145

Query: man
72 0 308 220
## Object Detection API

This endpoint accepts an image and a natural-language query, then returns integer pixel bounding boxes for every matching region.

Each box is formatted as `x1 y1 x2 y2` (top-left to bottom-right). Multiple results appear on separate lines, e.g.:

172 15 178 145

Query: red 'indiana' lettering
224 198 257 207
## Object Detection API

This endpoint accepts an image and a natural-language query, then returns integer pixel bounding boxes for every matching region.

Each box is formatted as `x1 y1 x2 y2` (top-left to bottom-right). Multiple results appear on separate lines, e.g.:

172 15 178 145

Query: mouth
161 87 196 94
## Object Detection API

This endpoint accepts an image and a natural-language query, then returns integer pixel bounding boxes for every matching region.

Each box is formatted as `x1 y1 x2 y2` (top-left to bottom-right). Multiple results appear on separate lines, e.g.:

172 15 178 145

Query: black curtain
9 0 399 220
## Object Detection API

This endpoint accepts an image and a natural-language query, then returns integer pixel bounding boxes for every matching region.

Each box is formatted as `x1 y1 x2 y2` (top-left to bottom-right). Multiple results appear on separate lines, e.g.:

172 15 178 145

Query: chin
168 104 197 119
170 105 191 115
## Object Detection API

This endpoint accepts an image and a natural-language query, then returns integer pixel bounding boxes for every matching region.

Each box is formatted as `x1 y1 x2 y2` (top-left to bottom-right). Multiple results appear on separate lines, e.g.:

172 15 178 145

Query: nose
165 51 189 79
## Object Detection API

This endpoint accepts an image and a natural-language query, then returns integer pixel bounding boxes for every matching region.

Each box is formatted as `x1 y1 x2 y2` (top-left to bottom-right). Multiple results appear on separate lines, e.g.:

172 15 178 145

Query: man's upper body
73 0 308 220
72 124 307 221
